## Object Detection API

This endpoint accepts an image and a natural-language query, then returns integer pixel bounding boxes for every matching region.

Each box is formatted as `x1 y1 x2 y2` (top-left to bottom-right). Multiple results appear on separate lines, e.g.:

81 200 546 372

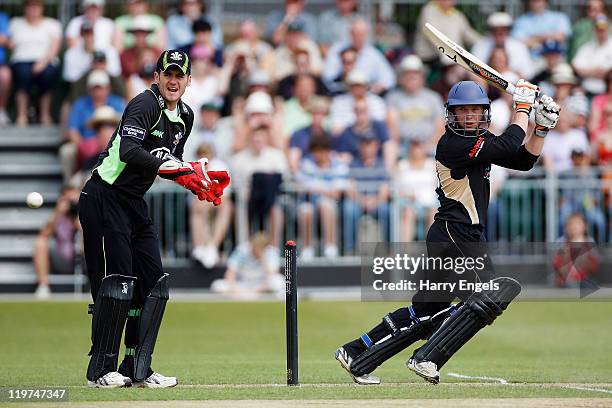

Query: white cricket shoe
407 358 440 384
335 347 380 385
87 371 132 388
34 284 51 300
202 245 220 268
134 372 178 388
323 245 339 258
0 109 9 126
301 246 314 260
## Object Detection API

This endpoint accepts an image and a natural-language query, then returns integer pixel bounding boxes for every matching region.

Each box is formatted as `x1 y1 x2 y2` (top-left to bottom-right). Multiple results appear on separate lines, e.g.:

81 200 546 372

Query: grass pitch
0 299 611 405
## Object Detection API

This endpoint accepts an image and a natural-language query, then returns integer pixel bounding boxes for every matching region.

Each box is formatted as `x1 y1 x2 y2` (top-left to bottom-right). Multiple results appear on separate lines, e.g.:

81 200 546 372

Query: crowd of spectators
1 0 611 271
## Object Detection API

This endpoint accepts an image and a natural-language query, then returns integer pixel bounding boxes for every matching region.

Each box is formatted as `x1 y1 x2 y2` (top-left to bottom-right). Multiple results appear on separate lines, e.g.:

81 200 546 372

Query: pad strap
350 305 454 377
360 334 374 349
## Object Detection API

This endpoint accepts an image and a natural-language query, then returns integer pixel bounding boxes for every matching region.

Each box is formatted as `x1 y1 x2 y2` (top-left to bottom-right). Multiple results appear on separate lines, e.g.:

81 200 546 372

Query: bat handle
509 82 547 108
506 82 516 95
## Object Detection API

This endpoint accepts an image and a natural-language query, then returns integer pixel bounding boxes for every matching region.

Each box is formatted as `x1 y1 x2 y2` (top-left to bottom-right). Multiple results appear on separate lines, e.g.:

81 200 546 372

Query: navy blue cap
541 39 564 55
156 50 191 75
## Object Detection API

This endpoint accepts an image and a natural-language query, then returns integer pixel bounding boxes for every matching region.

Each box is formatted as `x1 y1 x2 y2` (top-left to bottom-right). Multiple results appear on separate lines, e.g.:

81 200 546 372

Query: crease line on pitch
447 372 508 384
557 385 612 395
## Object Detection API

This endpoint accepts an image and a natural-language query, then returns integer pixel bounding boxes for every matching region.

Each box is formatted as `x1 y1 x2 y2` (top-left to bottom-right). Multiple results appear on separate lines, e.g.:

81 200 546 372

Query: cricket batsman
78 50 230 388
335 80 560 384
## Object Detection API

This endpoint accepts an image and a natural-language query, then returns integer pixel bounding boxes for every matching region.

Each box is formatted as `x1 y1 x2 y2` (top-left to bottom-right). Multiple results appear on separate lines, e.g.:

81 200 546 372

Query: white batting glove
534 95 561 138
513 79 539 115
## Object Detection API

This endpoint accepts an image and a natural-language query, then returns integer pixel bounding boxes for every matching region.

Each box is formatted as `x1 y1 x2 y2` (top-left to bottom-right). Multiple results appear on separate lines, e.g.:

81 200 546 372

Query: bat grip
509 83 547 108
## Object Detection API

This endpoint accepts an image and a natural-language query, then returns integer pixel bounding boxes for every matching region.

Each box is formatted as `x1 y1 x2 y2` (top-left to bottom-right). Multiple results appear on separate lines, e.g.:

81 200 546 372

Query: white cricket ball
26 192 44 209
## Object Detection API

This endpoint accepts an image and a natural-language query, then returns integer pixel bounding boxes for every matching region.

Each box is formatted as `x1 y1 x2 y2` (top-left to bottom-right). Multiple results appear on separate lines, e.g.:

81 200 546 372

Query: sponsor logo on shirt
152 129 164 138
122 125 146 140
468 136 485 158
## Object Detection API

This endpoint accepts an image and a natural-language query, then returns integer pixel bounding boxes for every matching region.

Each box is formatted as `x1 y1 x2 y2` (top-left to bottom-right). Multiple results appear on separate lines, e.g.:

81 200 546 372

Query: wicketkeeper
335 80 560 384
78 50 230 388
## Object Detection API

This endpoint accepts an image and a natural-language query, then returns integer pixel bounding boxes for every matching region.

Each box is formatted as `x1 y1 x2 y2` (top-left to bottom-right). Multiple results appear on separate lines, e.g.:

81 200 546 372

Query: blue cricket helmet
447 81 490 107
445 81 491 137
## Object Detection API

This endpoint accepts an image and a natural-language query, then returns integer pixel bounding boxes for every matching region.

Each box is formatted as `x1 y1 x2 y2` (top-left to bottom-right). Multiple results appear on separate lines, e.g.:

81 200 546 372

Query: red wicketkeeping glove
158 159 212 194
208 171 231 200
194 171 231 206
190 160 218 204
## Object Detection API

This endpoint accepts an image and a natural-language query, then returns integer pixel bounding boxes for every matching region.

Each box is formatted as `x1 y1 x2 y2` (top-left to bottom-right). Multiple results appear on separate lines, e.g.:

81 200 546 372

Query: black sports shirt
92 84 194 198
434 124 539 227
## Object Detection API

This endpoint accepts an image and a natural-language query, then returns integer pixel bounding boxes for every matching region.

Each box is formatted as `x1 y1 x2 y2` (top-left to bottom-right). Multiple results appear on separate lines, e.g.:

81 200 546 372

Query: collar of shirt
150 83 190 117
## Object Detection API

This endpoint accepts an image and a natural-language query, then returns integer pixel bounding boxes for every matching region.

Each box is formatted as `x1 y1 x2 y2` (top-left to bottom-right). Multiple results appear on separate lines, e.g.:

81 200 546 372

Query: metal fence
146 168 612 266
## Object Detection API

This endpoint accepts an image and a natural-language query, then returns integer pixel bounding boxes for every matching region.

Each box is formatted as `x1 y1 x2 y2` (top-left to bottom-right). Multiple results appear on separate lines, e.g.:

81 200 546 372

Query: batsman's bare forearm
511 110 544 156
524 129 545 156
511 109 530 134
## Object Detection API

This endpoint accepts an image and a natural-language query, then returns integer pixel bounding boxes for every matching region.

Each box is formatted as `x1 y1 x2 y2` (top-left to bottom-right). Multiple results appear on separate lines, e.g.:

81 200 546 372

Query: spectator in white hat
329 69 387 134
114 0 166 51
471 12 534 79
551 63 580 104
119 15 161 78
65 0 116 50
386 55 445 154
233 91 285 151
550 63 590 131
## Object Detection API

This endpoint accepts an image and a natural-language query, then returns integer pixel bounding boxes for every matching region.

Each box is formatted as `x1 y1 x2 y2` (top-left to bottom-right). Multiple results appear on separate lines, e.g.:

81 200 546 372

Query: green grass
0 300 610 402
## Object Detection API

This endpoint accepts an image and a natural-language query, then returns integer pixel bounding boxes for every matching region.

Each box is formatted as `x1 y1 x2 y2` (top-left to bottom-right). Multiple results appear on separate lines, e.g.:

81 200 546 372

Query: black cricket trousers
78 176 164 308
410 219 495 317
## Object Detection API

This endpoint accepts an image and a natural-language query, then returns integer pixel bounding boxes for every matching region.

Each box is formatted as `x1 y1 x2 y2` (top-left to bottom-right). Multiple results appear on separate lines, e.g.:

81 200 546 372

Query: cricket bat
423 22 516 95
